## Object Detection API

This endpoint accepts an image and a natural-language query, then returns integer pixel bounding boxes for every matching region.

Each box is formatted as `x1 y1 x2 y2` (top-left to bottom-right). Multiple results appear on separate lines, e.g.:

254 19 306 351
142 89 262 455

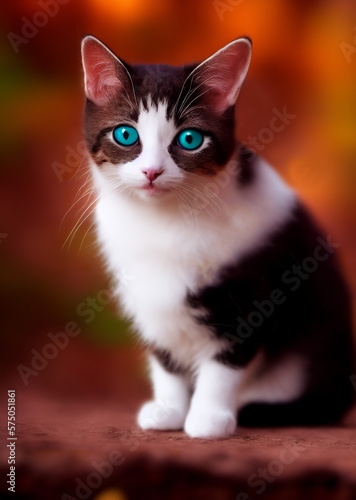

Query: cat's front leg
138 355 190 431
184 359 243 439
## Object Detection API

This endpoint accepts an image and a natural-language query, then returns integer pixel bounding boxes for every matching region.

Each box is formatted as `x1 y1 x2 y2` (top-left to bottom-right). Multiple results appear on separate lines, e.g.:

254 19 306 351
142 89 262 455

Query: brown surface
1 345 356 500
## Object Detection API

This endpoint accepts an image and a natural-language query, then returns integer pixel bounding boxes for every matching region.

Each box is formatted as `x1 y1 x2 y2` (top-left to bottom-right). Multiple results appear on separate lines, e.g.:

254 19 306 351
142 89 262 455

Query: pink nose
142 167 164 182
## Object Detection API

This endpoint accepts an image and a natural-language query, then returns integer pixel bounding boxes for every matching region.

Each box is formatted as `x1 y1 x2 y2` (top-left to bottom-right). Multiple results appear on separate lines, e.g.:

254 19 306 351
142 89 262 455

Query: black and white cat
81 35 354 439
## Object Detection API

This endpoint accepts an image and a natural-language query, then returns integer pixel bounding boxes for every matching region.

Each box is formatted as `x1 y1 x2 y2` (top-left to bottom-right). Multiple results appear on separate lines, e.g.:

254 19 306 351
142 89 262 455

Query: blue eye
113 125 139 146
177 129 204 150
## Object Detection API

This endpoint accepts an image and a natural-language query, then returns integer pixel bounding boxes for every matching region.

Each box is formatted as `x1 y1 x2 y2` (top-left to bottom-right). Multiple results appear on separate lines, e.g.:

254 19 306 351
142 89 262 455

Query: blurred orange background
1 0 356 395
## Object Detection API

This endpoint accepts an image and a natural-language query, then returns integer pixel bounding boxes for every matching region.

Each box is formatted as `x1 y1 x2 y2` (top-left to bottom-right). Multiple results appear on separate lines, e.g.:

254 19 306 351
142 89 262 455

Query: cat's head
81 36 251 202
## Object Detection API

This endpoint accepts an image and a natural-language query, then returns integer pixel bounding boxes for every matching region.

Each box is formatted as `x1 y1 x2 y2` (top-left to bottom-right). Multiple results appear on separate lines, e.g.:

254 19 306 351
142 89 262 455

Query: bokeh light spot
93 488 128 500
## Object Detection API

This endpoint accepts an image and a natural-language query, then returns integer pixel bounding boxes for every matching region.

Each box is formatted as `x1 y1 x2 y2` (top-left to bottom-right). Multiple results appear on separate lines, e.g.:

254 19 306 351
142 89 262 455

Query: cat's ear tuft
81 36 134 106
191 38 252 113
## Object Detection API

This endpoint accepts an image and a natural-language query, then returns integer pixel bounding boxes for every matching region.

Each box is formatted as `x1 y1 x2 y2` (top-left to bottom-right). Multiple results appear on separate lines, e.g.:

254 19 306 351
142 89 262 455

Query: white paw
137 400 186 431
184 408 236 439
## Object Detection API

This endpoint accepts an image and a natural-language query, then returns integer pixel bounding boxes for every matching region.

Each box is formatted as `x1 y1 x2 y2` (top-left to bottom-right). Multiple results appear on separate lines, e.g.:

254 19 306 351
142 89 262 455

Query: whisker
177 184 216 219
177 75 217 118
175 65 207 115
184 171 226 207
70 154 90 180
60 184 95 230
78 221 96 254
176 191 198 227
62 194 101 252
179 180 224 212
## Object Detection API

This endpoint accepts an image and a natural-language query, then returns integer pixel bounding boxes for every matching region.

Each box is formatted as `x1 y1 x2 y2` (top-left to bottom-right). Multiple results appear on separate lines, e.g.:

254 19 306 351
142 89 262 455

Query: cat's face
82 36 251 202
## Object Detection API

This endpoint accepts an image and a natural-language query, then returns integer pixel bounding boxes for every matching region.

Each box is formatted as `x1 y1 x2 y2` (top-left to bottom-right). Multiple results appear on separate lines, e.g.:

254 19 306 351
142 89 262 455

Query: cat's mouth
140 182 170 197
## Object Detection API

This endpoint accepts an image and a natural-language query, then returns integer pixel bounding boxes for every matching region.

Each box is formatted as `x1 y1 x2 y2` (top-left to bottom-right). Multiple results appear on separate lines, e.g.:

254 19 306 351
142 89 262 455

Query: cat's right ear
183 38 252 114
81 36 135 106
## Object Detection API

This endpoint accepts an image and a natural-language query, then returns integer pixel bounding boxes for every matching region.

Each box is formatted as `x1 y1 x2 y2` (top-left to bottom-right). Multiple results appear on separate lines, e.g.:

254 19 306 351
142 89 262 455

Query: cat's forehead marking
135 99 178 168
131 63 195 120
137 98 177 141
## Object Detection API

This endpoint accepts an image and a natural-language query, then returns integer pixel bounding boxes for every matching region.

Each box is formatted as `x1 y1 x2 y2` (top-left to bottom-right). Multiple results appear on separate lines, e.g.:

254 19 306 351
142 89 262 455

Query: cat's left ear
81 35 135 106
188 38 252 113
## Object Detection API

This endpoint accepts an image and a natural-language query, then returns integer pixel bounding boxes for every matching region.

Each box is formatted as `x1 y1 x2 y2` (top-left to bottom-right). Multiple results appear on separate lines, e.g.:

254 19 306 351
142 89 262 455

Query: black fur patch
85 95 142 167
151 347 187 375
237 144 256 186
187 203 354 414
91 126 113 154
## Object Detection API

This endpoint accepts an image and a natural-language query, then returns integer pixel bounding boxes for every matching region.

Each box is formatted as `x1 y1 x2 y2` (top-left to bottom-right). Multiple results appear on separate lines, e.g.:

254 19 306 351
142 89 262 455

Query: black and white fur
81 36 354 439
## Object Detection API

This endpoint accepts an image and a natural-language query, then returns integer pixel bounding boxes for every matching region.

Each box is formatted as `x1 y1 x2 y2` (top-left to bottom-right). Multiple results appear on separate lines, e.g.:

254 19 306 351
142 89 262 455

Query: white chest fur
92 158 296 368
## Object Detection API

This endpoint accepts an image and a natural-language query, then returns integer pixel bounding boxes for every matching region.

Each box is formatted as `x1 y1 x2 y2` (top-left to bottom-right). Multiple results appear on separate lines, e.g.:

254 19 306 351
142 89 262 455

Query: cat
81 35 354 439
